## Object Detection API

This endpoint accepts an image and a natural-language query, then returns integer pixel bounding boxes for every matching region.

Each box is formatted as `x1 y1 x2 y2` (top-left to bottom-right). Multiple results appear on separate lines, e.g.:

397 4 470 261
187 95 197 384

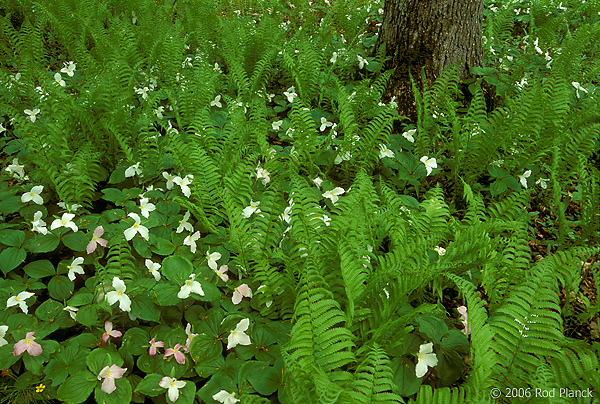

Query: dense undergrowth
0 0 599 403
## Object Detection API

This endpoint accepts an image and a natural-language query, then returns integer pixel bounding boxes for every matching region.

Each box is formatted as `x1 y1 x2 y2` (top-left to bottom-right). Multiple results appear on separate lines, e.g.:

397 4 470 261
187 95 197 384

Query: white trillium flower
163 172 176 189
51 213 78 232
378 144 394 159
173 175 192 198
256 166 270 185
135 86 150 100
536 178 550 189
105 277 132 312
211 95 222 108
272 120 283 131
319 117 333 131
139 198 156 219
54 72 66 86
0 325 8 347
334 150 352 164
183 231 201 253
213 390 240 404
7 291 35 314
227 318 251 349
572 82 588 98
145 259 161 281
24 108 40 123
283 86 297 103
125 162 142 178
67 257 85 281
63 306 78 320
159 377 187 403
5 158 26 180
178 274 205 299
31 211 48 235
124 212 149 241
434 246 446 256
21 185 44 205
177 212 193 233
420 156 437 176
518 170 532 188
330 52 338 64
60 61 76 77
242 200 261 218
206 251 221 270
402 129 416 143
313 177 323 189
280 206 292 223
357 55 369 69
322 187 345 204
415 342 438 378
57 202 82 212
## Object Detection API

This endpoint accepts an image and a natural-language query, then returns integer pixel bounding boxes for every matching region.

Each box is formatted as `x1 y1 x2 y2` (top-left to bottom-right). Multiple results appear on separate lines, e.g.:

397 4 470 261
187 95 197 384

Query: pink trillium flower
14 332 43 357
164 344 186 365
184 324 198 352
148 338 164 355
102 321 122 343
232 284 253 305
457 306 470 336
97 364 127 394
87 226 108 254
214 265 229 282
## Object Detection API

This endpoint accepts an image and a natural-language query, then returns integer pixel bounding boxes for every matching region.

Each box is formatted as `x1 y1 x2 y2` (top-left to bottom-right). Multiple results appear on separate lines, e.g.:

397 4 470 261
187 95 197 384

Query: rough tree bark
375 0 484 121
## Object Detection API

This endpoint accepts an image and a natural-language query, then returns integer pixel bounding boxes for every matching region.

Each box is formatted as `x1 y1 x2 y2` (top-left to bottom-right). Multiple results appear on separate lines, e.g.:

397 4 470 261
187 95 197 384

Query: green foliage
0 0 599 403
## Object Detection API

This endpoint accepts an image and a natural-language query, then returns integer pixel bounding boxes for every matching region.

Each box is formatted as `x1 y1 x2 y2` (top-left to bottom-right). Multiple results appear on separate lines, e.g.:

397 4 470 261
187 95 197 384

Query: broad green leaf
94 377 132 404
240 361 281 396
416 315 448 345
123 328 149 356
57 372 96 404
35 299 62 322
150 282 181 306
62 232 90 251
24 260 56 278
390 356 422 396
0 246 26 274
130 296 161 323
86 348 123 376
28 233 60 253
0 194 24 214
135 373 163 396
151 237 175 255
189 333 223 363
162 256 193 282
76 304 101 327
0 229 25 247
48 275 74 300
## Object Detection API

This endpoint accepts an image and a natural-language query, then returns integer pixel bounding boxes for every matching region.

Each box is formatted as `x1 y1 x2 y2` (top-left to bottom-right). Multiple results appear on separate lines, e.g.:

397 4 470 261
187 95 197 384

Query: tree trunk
375 0 484 121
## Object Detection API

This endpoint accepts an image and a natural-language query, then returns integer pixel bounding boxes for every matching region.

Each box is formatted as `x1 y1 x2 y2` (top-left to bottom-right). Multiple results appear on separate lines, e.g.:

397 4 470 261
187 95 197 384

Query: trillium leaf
24 259 56 278
28 233 60 253
35 299 63 322
62 232 89 251
150 282 181 306
48 275 74 300
0 229 25 247
123 327 149 356
135 373 163 396
0 194 24 214
162 256 193 282
0 246 26 274
57 372 96 404
130 295 161 322
94 377 132 404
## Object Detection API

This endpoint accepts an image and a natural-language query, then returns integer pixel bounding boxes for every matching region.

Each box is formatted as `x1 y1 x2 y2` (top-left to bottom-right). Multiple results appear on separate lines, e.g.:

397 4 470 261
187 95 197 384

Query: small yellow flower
35 383 45 392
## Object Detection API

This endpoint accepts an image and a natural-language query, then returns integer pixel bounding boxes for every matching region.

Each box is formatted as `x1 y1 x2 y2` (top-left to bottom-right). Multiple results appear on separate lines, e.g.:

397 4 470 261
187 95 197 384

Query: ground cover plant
0 0 599 403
